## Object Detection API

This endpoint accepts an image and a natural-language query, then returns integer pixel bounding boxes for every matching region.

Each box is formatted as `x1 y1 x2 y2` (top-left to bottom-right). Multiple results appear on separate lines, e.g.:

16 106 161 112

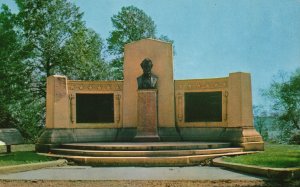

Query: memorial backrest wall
45 40 254 130
123 39 175 128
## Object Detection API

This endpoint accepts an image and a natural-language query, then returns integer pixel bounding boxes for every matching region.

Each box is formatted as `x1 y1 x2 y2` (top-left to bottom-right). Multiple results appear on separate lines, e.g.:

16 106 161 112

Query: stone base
239 142 264 151
116 128 137 141
36 128 118 152
158 127 182 141
116 127 181 141
36 127 263 152
179 127 264 151
35 143 60 153
37 127 181 151
134 135 160 142
238 128 264 151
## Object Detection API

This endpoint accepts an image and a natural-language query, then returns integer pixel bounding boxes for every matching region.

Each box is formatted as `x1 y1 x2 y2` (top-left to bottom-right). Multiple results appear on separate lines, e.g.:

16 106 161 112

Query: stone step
60 142 231 151
50 147 243 157
40 151 254 167
43 142 246 166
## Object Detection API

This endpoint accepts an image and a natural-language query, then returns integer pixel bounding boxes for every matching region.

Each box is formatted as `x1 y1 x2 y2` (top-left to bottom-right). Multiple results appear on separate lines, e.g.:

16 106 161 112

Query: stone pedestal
135 90 160 141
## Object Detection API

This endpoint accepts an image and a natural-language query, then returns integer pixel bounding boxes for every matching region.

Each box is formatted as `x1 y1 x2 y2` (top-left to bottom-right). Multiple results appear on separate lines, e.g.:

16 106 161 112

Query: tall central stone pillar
135 90 160 141
120 38 181 141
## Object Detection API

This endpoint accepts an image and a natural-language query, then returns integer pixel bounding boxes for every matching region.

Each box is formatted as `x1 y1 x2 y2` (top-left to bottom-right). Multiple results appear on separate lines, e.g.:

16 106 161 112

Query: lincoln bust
137 58 158 89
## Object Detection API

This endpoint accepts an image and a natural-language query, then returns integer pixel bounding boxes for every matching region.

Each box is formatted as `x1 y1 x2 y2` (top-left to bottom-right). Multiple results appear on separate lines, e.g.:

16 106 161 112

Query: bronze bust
137 58 158 89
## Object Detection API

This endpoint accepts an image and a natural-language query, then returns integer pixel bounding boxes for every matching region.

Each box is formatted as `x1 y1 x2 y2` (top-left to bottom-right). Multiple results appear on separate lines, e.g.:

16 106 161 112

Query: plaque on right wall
184 92 222 122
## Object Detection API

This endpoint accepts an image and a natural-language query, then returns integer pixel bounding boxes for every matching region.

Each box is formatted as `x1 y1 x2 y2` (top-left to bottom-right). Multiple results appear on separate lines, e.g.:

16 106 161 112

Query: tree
107 6 174 79
0 4 42 139
15 0 108 98
264 68 300 142
0 4 29 128
253 105 269 141
0 0 109 141
107 6 156 56
59 28 109 80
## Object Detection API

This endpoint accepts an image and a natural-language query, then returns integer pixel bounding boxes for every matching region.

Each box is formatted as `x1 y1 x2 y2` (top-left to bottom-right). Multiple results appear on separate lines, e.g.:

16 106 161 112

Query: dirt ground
0 180 299 187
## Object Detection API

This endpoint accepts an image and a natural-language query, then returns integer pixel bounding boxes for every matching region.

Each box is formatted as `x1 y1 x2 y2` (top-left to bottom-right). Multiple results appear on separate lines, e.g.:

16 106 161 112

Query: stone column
46 75 70 128
121 39 180 141
123 39 175 128
134 90 160 141
227 72 253 127
227 72 264 151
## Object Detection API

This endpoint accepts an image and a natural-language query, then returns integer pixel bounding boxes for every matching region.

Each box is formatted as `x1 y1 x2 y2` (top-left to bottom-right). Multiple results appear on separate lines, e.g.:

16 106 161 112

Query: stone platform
41 142 255 166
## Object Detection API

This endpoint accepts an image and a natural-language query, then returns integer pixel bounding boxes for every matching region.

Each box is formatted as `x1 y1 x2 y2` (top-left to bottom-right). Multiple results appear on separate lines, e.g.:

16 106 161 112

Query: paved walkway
0 166 264 180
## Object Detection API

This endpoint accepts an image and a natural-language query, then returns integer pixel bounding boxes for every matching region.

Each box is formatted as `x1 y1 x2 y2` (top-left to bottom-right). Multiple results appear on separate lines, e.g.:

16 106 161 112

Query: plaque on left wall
76 93 114 123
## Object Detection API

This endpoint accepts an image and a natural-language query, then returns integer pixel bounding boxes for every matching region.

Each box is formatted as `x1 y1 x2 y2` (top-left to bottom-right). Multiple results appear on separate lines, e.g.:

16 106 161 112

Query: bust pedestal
134 89 160 141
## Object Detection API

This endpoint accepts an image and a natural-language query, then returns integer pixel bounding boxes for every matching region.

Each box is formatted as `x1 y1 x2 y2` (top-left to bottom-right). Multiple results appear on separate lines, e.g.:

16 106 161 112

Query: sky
1 0 300 106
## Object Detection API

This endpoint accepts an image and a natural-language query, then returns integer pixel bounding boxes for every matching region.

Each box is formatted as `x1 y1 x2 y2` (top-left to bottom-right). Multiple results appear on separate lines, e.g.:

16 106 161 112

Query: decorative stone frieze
175 78 228 90
68 81 123 92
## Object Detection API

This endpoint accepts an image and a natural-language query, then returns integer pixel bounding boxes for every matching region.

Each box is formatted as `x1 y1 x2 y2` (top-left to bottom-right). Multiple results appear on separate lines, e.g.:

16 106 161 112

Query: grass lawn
224 143 300 168
0 144 54 167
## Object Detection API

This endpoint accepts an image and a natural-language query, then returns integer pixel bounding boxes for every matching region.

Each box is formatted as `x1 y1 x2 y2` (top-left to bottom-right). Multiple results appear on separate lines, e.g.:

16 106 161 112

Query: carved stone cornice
68 80 123 92
175 78 228 90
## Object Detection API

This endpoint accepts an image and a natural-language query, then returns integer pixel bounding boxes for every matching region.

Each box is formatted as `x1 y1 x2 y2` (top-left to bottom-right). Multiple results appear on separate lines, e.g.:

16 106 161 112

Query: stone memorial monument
135 58 159 141
36 38 264 154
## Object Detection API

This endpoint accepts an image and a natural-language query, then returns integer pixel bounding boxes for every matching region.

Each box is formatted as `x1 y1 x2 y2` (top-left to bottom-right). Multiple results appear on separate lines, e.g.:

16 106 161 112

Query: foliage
223 143 300 168
15 0 108 98
0 0 108 142
289 131 300 144
263 69 300 143
0 4 30 129
107 6 174 79
253 105 269 141
107 6 156 56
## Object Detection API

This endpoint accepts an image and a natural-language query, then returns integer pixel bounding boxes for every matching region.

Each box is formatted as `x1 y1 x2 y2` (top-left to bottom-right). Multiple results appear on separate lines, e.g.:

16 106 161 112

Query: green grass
0 144 54 167
224 144 300 168
0 151 54 166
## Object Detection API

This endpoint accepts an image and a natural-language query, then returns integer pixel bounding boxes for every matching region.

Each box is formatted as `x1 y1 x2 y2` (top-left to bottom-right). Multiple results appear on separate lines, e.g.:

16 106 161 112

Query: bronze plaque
184 92 222 122
76 94 114 123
